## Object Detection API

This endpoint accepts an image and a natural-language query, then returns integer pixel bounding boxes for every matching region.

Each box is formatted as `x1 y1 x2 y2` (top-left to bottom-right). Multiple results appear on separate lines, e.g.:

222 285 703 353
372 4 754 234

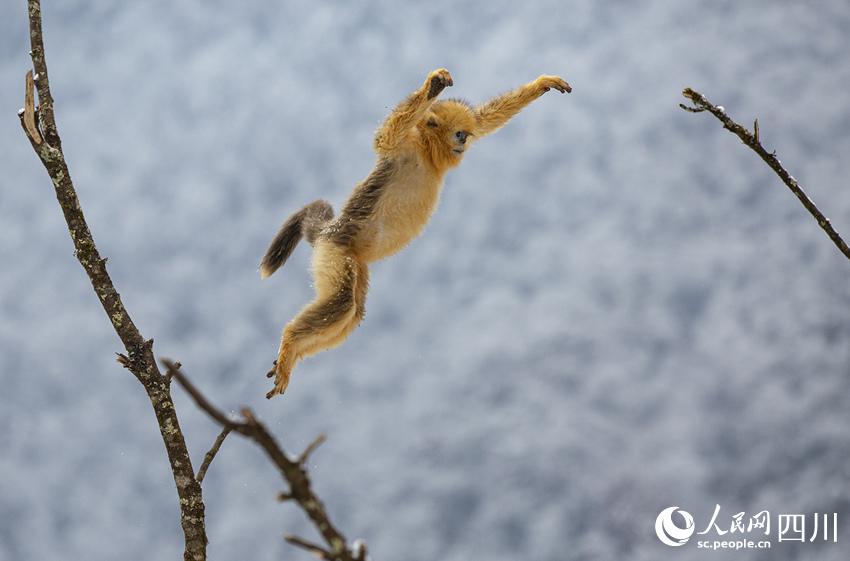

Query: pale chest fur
356 155 444 262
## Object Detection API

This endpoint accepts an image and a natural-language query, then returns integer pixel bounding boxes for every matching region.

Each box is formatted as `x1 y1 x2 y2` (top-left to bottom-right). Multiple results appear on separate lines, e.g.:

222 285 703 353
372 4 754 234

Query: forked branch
164 360 366 561
679 87 850 261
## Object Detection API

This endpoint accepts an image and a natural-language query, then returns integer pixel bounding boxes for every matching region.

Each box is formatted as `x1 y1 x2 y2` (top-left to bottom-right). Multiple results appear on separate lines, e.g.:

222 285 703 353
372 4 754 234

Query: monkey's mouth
452 148 464 155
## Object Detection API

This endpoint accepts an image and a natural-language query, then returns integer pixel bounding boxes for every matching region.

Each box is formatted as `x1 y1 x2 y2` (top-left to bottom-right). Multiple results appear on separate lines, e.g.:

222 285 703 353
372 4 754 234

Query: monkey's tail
259 199 334 279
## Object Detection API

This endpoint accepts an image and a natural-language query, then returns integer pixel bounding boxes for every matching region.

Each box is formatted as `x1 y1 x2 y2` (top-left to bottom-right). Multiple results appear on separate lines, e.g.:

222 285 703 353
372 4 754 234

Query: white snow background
2 1 850 560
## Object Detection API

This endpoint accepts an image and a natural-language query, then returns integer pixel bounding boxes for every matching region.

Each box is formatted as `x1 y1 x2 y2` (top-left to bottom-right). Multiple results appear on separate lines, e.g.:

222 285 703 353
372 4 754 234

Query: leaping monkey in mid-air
260 68 571 398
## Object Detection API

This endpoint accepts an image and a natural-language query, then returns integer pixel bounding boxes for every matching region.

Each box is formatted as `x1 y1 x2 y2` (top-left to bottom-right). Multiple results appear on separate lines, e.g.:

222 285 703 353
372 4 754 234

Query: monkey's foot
266 361 291 399
426 68 453 99
536 75 572 94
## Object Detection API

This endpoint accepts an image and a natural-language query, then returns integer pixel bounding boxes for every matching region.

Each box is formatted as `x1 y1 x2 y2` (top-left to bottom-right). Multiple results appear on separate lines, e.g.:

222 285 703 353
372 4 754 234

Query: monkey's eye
427 118 439 128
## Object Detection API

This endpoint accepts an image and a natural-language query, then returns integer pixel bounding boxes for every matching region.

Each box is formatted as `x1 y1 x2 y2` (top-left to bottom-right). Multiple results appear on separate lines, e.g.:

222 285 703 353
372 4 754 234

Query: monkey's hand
534 75 572 94
374 68 452 154
425 68 453 100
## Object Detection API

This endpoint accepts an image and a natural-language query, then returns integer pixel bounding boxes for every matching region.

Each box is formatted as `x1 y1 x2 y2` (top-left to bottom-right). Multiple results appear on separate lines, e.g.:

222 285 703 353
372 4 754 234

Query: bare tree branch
19 2 207 559
196 427 232 484
679 87 850 261
164 360 364 561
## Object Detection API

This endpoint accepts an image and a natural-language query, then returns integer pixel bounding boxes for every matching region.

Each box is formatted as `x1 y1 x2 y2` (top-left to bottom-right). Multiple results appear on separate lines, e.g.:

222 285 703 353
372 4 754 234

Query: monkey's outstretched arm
474 75 571 139
374 68 453 155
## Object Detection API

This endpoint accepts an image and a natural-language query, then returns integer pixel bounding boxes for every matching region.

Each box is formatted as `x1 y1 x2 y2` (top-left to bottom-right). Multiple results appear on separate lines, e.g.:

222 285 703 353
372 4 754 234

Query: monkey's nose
455 131 468 144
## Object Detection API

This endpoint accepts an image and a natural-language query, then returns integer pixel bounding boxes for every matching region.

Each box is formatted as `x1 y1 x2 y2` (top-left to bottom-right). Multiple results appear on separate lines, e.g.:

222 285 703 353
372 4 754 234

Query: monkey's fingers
552 79 571 93
537 75 572 94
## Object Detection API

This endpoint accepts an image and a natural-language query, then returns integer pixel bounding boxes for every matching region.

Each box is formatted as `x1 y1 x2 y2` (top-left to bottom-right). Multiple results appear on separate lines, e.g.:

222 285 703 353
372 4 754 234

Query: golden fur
261 69 570 398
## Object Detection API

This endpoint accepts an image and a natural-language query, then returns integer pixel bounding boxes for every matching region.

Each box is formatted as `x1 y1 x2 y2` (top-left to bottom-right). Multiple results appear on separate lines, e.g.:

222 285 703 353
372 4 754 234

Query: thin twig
164 360 362 561
297 434 327 465
679 87 850 262
19 2 207 559
678 103 705 113
196 427 232 484
285 534 335 560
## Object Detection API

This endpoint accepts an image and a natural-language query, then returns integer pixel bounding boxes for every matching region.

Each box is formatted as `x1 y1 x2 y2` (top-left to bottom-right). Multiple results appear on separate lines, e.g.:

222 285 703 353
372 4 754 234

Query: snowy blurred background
2 1 850 560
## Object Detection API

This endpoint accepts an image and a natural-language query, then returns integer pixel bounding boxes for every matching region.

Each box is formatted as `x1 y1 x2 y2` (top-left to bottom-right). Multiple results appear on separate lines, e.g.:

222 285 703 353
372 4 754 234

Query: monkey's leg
304 260 369 354
353 261 369 324
473 75 571 138
268 242 358 398
373 68 453 155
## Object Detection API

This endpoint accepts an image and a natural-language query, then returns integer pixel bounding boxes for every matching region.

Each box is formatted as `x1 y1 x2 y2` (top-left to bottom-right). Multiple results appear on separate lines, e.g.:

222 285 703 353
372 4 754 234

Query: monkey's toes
266 380 287 399
266 363 291 398
266 359 278 378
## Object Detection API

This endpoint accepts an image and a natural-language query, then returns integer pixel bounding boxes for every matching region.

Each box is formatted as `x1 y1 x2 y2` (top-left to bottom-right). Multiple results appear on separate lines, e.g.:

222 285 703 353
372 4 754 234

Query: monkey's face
419 100 477 168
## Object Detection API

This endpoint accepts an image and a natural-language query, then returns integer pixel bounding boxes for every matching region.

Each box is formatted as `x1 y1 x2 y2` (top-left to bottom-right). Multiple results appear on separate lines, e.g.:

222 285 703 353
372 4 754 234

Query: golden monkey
260 68 571 398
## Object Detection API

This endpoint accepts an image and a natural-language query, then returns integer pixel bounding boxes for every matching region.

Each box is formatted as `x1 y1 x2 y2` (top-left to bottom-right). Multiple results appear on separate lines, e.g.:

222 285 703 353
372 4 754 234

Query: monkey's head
418 99 477 170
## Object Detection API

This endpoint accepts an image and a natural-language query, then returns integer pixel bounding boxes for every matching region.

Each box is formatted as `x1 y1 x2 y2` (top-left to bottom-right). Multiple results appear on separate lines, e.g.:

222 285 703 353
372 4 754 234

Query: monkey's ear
426 117 439 128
